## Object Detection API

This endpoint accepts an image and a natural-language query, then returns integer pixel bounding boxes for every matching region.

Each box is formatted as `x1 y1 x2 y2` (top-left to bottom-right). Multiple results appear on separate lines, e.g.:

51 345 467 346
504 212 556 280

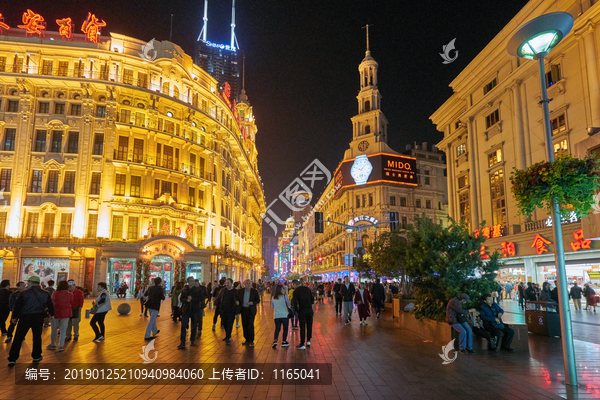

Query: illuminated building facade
275 217 296 277
195 41 240 102
431 0 600 284
297 39 448 281
0 24 265 293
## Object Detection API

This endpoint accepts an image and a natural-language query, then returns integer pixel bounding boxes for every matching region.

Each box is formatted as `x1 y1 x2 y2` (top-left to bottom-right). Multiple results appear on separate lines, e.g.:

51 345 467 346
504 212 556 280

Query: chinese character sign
570 229 591 252
18 9 45 36
56 17 73 39
0 13 10 32
222 82 232 108
501 241 516 257
531 234 552 255
81 12 106 43
479 245 490 259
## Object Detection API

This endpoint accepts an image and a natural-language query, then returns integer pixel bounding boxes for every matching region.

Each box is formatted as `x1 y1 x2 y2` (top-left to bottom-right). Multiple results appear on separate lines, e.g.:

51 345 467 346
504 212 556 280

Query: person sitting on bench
479 293 515 352
467 308 498 351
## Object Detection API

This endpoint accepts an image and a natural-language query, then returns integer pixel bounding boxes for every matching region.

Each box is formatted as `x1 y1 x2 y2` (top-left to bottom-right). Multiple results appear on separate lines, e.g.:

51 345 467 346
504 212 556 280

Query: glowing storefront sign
18 9 45 36
205 40 236 52
501 241 516 257
474 224 504 239
81 12 106 43
531 234 551 255
0 14 10 32
348 215 379 226
570 229 591 252
56 17 73 39
479 245 490 259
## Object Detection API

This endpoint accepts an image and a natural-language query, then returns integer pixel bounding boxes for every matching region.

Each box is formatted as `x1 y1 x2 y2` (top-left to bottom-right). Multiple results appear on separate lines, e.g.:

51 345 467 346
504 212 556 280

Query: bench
451 323 529 352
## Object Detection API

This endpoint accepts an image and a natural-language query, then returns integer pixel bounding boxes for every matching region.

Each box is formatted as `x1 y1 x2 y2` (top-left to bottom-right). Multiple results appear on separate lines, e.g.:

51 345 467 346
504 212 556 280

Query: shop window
46 171 59 193
130 176 141 198
90 172 101 195
25 212 39 237
3 129 15 151
111 215 124 239
42 213 55 237
62 171 76 194
127 217 139 240
87 214 98 238
30 170 43 193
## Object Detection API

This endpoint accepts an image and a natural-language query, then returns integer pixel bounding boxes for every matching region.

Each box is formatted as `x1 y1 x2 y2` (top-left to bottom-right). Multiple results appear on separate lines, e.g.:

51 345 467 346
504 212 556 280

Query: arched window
364 100 370 112
369 68 373 85
361 234 370 248
365 125 371 135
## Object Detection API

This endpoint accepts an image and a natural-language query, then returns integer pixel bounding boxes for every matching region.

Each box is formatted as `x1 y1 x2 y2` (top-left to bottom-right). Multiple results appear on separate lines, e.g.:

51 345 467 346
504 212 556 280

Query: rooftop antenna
231 0 240 50
362 24 372 53
198 0 208 42
242 53 245 90
169 14 173 42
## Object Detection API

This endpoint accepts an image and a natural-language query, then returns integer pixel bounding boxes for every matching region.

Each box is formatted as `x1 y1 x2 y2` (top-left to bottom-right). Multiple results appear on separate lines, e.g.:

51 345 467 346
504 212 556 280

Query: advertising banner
22 258 70 286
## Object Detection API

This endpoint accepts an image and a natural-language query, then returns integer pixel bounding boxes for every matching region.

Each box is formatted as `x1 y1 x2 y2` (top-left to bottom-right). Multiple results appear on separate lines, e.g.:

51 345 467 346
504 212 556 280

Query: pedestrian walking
291 280 314 350
144 277 165 340
65 280 84 342
195 281 208 337
517 282 525 309
288 281 298 330
570 283 583 310
47 281 73 352
237 279 260 346
136 283 148 317
341 276 356 325
215 278 238 345
43 280 55 328
212 278 226 331
90 282 111 343
584 284 597 312
7 276 55 366
354 283 371 325
0 280 10 336
370 278 385 319
257 280 265 303
178 277 203 349
270 284 291 348
234 281 242 328
333 278 343 316
4 282 25 344
171 281 183 323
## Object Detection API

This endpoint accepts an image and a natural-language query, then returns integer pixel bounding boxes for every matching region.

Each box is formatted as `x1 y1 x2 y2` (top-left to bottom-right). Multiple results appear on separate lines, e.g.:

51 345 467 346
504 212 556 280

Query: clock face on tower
350 155 373 185
358 140 369 152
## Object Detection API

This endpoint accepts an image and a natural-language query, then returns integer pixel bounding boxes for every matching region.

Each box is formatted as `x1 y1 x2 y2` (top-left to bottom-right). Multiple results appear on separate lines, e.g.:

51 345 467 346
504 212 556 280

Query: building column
510 80 527 170
446 141 455 220
467 117 479 229
577 21 600 128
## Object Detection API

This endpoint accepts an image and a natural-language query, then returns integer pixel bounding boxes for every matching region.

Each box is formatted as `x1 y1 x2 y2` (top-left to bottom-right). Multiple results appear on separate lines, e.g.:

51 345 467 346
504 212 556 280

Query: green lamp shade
518 31 561 59
507 12 574 59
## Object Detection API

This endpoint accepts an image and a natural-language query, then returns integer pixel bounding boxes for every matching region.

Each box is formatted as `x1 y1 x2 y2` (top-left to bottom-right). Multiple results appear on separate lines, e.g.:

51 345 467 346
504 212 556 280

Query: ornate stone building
0 28 265 293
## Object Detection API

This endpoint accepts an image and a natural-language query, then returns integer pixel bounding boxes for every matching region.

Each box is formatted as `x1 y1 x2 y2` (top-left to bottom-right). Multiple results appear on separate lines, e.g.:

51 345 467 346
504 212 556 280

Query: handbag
89 303 99 315
287 307 294 319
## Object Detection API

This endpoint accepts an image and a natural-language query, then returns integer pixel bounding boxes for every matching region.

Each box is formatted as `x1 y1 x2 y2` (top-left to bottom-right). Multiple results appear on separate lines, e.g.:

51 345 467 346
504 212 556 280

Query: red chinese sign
501 241 516 257
185 224 193 239
222 82 232 108
56 17 73 39
531 234 552 255
474 224 503 239
18 9 45 36
0 13 10 32
81 12 106 43
570 229 591 252
479 245 490 259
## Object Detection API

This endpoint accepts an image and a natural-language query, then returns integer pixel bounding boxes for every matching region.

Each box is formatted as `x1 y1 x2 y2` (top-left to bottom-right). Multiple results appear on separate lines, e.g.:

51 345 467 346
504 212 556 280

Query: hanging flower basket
510 154 600 218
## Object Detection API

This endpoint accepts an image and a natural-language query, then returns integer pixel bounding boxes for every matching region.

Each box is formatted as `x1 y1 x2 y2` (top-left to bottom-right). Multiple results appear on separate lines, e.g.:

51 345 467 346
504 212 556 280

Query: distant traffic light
318 256 323 265
315 212 323 233
390 211 399 231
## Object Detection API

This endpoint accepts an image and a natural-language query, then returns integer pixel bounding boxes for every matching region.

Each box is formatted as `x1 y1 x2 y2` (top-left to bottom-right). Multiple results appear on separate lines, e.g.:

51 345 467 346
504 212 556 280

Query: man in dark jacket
212 278 226 331
178 277 205 349
144 277 165 340
292 280 314 350
340 277 356 325
517 282 525 309
215 278 238 345
525 282 537 309
237 279 260 346
194 280 208 340
8 276 55 365
480 293 514 352
5 282 25 343
370 278 385 319
570 283 583 310
0 280 11 335
446 293 474 354
333 278 343 316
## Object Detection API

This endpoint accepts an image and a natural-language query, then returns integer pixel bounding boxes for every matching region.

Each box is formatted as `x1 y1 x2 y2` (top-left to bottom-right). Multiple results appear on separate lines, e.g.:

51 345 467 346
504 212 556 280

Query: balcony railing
112 150 212 181
524 214 580 232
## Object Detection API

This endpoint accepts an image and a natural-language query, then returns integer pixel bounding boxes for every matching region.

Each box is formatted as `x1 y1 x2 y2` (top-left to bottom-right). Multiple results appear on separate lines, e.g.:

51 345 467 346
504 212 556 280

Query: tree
402 215 502 321
367 230 412 296
353 255 375 280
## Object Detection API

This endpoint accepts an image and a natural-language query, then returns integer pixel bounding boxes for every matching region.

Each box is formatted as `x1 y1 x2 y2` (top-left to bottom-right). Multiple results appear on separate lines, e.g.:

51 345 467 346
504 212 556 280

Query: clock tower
345 25 398 160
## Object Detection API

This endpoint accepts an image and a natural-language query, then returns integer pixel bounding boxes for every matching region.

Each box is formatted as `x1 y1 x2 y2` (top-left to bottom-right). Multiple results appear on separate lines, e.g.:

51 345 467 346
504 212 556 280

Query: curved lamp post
507 12 576 386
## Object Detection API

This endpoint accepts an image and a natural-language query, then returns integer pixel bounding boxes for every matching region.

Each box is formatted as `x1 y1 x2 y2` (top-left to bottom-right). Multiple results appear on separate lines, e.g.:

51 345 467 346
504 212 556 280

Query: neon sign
0 13 10 33
531 234 551 255
81 12 106 43
474 224 503 239
570 229 591 252
204 40 236 52
222 82 232 108
56 17 73 40
501 241 516 257
348 215 379 226
479 245 490 259
18 9 45 36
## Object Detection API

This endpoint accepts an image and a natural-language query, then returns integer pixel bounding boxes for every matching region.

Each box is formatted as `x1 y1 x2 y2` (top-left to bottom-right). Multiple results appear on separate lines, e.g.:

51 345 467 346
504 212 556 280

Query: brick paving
0 296 599 399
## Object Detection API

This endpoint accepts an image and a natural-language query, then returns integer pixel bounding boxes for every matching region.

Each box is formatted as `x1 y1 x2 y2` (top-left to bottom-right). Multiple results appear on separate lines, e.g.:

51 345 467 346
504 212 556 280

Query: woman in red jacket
48 280 73 352
354 283 371 325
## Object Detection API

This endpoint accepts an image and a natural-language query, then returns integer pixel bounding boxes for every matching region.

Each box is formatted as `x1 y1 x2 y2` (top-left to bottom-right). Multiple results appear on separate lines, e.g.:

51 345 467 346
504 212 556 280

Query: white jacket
95 290 112 313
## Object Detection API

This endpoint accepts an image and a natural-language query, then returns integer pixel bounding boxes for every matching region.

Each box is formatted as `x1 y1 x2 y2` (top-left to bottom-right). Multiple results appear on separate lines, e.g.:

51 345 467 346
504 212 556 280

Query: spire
365 24 371 52
231 0 237 49
198 0 208 42
239 53 249 103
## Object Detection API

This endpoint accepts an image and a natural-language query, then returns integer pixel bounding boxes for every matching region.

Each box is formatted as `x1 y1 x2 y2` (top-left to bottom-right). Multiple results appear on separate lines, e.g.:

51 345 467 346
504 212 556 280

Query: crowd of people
496 280 598 312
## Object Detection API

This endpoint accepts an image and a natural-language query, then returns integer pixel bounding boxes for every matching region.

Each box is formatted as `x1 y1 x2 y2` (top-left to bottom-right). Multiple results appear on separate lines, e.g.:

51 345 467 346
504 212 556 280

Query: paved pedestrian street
1 297 599 400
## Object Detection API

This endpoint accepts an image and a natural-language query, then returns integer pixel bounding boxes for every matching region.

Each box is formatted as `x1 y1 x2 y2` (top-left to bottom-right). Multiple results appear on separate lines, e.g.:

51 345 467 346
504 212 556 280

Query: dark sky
4 0 529 240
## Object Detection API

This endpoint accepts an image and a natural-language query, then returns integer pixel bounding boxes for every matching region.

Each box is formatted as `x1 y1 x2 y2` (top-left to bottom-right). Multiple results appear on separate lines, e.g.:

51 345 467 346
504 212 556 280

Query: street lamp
507 11 576 386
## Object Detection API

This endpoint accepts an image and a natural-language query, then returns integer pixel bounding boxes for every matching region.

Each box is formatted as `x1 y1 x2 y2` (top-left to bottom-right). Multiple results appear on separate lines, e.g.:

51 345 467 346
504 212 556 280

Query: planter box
392 299 417 318
394 312 452 345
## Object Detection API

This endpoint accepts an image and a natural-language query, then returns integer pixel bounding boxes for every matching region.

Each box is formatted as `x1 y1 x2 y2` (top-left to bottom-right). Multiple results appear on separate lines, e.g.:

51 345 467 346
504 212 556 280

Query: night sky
3 0 529 240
